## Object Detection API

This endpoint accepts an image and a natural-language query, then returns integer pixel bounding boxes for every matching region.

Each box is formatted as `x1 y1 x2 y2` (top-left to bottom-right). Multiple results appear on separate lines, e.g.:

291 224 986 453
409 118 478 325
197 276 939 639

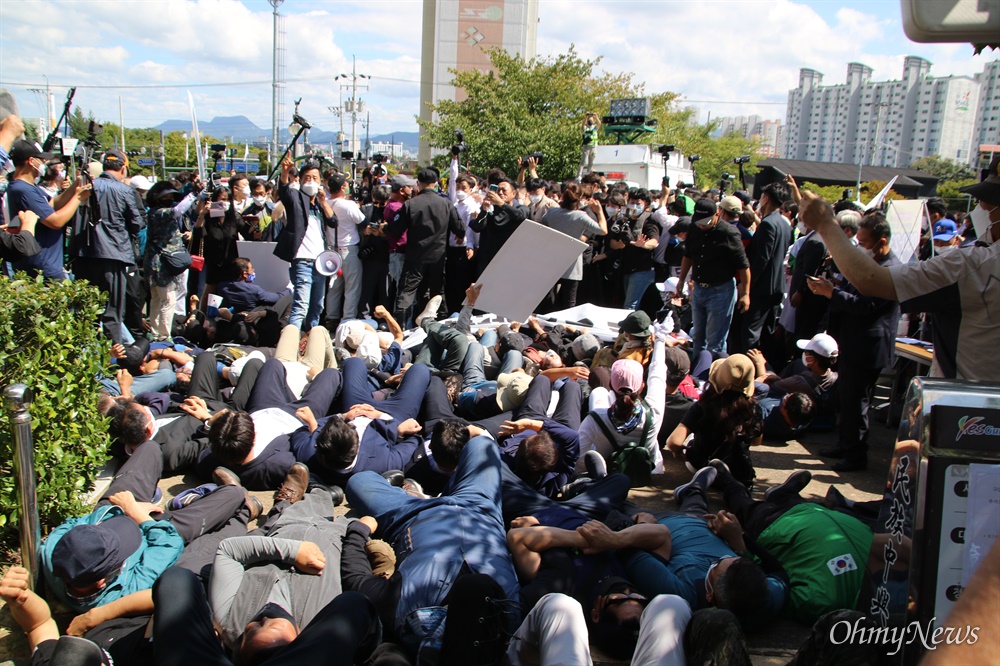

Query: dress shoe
274 463 310 504
381 470 406 487
818 447 850 459
212 466 242 487
832 458 867 472
583 451 608 480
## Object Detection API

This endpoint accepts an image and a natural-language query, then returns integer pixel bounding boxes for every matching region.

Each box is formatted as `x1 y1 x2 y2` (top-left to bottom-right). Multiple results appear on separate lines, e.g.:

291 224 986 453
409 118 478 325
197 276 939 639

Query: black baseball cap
692 198 717 224
10 140 55 166
416 167 439 185
51 515 143 586
102 149 129 169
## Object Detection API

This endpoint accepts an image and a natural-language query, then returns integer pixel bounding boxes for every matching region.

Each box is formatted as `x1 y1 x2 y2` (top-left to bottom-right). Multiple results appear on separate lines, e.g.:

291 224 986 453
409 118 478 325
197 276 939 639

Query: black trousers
445 246 474 315
360 258 390 319
156 352 262 474
836 363 883 460
101 439 246 546
739 294 782 355
74 257 129 345
500 467 630 526
152 567 381 666
715 466 804 538
393 259 444 325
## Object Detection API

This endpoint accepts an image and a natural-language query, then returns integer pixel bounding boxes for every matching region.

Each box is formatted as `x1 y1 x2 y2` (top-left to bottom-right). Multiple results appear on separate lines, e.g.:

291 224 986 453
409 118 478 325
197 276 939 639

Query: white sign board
237 241 290 293
474 221 587 322
886 199 927 266
537 303 635 343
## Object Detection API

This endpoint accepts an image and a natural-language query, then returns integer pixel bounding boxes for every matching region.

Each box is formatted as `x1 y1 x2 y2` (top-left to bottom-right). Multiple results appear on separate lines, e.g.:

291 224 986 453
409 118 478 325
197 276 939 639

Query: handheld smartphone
489 184 499 193
807 275 821 281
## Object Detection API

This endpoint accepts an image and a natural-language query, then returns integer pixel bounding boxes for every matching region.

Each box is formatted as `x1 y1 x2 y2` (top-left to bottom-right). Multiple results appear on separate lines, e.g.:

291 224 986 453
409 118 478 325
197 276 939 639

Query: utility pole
119 96 126 151
339 56 369 161
269 0 285 163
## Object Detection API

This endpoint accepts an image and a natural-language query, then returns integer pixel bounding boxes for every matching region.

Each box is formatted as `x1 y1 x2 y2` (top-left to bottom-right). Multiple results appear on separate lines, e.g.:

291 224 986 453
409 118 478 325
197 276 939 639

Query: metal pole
5 384 40 589
270 0 284 164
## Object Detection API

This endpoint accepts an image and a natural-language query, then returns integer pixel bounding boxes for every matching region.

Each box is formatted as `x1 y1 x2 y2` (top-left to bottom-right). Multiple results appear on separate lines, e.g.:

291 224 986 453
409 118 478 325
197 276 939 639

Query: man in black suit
470 177 528 277
386 167 464 325
789 228 829 344
741 182 792 354
806 213 900 472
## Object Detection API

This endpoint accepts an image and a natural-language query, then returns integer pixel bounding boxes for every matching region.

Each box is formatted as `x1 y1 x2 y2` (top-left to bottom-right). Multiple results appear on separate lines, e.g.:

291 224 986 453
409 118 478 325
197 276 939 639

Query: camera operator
620 189 660 310
446 151 481 312
357 183 392 318
7 140 91 280
71 149 145 345
238 177 276 241
578 113 601 179
325 171 366 325
469 177 527 278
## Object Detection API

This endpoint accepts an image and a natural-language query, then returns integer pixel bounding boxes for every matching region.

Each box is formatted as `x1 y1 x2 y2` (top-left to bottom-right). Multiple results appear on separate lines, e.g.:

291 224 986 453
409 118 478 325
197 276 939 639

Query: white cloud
0 0 995 141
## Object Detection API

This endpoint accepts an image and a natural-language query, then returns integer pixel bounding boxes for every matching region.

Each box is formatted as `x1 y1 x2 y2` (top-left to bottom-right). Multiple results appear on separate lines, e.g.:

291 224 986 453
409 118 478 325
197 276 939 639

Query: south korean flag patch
827 553 858 576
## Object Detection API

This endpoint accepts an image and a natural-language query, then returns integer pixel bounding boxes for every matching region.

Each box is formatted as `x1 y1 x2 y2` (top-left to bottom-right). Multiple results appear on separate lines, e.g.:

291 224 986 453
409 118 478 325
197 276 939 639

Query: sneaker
560 477 594 500
832 457 867 472
764 470 812 501
169 483 219 511
824 485 849 510
415 295 443 327
152 486 163 504
583 451 607 480
274 463 310 504
674 466 718 504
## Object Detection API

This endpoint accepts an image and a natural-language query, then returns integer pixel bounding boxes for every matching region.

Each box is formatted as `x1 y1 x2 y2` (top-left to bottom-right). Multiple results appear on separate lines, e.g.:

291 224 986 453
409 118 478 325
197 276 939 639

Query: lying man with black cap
39 435 249 615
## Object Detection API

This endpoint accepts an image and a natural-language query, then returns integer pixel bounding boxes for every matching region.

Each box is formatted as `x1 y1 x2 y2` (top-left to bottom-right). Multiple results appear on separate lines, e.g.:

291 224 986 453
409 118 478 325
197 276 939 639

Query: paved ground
0 414 895 665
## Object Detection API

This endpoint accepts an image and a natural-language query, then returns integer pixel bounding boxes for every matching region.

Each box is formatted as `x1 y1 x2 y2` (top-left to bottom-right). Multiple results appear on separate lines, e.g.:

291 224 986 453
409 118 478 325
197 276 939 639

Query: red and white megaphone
315 250 342 277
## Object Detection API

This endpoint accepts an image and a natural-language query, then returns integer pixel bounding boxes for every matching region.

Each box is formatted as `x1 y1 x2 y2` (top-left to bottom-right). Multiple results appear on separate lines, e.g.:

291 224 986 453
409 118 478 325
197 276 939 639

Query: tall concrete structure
783 57 998 168
713 115 783 157
972 59 1000 164
418 0 539 163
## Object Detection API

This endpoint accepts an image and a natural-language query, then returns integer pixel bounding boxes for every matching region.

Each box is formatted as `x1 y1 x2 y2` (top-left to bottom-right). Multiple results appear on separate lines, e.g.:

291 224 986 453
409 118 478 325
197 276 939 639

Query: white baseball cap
129 175 152 191
796 333 839 358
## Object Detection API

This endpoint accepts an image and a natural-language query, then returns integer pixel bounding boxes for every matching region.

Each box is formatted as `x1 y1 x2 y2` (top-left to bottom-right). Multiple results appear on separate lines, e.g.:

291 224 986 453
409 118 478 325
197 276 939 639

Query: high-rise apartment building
712 115 784 157
783 57 998 168
418 0 538 163
972 59 1000 163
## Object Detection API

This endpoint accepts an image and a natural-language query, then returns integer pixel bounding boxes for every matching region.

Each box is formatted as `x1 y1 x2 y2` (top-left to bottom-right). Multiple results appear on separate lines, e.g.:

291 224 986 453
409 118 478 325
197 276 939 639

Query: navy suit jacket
748 210 792 300
827 251 901 369
290 416 420 486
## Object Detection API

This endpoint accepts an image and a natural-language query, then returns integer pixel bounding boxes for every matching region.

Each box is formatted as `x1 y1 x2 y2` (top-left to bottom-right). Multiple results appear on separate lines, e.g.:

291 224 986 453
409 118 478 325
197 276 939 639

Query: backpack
589 402 655 486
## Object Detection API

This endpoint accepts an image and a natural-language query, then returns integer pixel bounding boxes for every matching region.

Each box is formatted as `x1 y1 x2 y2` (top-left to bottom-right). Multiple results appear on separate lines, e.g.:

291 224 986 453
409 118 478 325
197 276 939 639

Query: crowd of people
1 108 999 665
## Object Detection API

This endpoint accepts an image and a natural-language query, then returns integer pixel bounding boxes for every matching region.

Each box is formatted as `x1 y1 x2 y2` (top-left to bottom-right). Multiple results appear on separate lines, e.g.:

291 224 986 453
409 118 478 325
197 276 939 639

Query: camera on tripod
734 155 751 165
371 153 388 177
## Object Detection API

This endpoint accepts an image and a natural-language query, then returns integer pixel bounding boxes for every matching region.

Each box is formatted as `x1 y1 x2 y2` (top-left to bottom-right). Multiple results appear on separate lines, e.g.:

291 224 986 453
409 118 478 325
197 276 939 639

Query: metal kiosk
864 378 1000 663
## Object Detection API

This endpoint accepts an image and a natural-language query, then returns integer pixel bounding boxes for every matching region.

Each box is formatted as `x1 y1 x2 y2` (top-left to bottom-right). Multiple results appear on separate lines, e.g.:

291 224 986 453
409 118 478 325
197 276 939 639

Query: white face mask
970 203 998 246
628 203 643 217
241 185 251 197
935 244 957 256
455 190 468 201
289 182 301 191
862 247 876 259
300 182 320 198
606 206 620 217
529 194 542 205
253 195 266 206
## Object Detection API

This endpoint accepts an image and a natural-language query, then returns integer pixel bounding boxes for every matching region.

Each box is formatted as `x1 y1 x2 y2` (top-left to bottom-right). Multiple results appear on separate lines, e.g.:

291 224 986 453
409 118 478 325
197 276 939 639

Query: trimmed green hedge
0 274 111 555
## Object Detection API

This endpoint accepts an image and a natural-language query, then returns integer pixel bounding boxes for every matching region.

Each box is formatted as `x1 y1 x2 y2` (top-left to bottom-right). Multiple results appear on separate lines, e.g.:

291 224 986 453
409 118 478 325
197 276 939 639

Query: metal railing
5 383 40 589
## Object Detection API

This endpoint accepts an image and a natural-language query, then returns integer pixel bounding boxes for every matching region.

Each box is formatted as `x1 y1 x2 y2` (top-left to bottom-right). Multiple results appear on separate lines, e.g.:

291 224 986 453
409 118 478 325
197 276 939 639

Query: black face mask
246 602 297 629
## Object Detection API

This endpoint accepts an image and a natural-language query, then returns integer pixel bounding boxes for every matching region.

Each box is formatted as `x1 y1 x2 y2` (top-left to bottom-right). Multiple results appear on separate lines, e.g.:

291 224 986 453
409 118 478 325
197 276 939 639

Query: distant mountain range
152 115 418 152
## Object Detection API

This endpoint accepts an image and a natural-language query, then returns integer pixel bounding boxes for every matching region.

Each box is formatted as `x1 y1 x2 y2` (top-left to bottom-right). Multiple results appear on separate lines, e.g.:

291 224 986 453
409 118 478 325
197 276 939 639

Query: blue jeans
623 269 656 310
691 279 737 356
345 438 520 632
289 259 327 331
100 365 176 397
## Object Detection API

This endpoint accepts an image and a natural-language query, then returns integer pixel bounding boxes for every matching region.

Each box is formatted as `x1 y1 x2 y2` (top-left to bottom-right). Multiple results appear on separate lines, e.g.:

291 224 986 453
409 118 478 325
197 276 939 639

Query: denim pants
691 279 737 356
345 438 520 630
624 269 656 311
289 258 327 331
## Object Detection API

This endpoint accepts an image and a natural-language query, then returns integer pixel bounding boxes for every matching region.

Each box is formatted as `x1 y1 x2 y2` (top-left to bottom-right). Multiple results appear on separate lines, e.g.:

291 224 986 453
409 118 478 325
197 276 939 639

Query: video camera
521 151 544 167
371 153 388 177
734 155 751 165
657 144 675 159
451 129 468 156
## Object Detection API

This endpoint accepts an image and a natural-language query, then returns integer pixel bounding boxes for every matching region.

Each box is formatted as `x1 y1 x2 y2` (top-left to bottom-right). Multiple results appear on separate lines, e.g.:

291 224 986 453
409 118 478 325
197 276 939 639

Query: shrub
0 274 111 556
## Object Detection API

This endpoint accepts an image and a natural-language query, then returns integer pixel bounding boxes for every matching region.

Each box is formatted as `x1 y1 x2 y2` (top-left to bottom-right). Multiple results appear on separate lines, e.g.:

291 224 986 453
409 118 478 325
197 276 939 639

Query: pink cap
610 359 644 393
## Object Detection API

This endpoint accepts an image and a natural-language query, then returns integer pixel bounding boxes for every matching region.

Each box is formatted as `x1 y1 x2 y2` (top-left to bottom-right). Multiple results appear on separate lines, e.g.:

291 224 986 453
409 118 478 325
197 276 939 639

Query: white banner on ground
237 241 290 293
886 199 927 265
537 303 634 342
473 221 587 322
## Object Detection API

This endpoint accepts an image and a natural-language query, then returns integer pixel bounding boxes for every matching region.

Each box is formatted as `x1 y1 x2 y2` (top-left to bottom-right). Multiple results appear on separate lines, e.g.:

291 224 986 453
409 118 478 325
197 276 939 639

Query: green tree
908 155 977 182
419 47 760 189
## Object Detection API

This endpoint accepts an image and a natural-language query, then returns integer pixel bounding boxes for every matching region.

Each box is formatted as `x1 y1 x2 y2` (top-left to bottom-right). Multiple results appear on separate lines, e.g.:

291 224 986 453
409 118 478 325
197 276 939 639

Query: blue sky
0 0 996 138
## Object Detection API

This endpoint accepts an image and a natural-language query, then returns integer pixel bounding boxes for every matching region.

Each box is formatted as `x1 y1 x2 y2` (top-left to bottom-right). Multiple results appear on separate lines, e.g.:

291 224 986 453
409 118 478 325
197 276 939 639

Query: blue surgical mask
247 272 256 283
